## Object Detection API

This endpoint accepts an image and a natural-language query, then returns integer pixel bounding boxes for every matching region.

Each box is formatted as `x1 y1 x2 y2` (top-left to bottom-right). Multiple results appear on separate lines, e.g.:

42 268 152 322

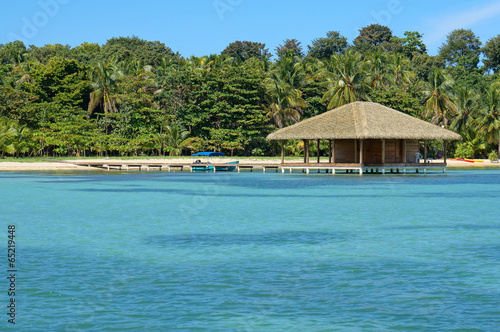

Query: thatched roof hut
267 101 462 141
267 102 462 170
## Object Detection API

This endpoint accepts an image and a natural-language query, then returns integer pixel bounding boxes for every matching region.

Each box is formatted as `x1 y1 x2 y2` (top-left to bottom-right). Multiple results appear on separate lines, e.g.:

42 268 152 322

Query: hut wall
405 140 419 163
385 140 398 163
334 140 356 163
364 140 382 164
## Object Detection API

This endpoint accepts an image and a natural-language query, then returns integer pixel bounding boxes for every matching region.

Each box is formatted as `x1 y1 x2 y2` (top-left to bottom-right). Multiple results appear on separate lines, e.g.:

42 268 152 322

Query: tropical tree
266 79 306 128
88 61 122 117
320 50 371 109
483 34 500 73
450 86 478 133
478 85 500 156
266 53 307 128
164 122 194 156
364 51 389 89
387 53 415 89
307 31 349 60
275 39 304 59
0 117 31 157
422 68 457 127
438 29 482 69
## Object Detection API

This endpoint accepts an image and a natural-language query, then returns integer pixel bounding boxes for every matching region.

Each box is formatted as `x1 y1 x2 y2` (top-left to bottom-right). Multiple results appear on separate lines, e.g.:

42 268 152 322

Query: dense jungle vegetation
1 24 500 159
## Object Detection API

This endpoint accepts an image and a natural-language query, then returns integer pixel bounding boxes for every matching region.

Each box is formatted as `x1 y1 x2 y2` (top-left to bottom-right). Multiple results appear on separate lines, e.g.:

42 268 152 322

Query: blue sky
1 0 500 58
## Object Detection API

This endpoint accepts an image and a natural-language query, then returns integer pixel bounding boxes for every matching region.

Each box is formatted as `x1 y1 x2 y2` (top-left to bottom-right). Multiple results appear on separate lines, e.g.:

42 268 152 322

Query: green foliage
307 31 348 59
221 41 271 62
455 142 475 159
488 150 498 161
0 29 496 158
438 29 482 69
0 41 28 65
0 116 31 157
483 35 500 73
353 24 399 53
398 31 427 59
369 89 422 117
275 39 304 59
321 50 371 109
102 36 177 66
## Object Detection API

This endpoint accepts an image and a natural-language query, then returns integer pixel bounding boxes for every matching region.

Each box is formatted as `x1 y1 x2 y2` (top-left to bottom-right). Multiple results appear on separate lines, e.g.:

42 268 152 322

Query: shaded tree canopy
276 39 304 59
398 31 427 58
307 31 348 59
438 29 482 69
221 41 271 62
483 34 500 73
353 24 398 52
102 36 177 66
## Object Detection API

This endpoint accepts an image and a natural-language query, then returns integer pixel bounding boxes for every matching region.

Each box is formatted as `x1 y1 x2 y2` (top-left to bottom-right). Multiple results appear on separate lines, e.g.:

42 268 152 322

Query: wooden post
359 140 364 165
316 139 320 163
304 139 310 164
443 140 447 165
328 140 332 163
382 139 386 164
354 140 358 163
281 140 284 164
303 139 307 163
402 139 407 164
332 140 336 164
424 140 428 164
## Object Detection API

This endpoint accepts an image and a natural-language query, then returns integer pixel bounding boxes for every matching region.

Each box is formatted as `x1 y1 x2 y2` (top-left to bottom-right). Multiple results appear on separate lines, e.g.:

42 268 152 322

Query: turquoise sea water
1 169 500 331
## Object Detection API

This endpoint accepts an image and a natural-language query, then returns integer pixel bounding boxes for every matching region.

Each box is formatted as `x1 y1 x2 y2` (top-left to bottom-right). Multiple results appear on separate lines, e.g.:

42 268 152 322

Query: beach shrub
488 150 498 161
455 142 474 159
251 148 264 156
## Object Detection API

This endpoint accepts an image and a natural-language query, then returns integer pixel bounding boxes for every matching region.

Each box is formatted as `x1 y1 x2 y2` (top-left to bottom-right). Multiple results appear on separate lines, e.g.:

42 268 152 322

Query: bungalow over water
266 102 462 174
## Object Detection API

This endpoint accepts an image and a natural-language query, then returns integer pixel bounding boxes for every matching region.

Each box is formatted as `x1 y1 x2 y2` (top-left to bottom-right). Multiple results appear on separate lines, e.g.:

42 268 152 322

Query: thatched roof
267 101 462 141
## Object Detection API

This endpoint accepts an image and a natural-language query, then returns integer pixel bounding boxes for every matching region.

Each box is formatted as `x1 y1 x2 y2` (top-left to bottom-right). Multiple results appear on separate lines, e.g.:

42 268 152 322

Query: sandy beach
0 158 498 171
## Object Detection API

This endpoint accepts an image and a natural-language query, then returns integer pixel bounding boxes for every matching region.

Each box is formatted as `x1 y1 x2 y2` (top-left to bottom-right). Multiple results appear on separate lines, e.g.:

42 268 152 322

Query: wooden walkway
281 162 447 174
66 161 446 174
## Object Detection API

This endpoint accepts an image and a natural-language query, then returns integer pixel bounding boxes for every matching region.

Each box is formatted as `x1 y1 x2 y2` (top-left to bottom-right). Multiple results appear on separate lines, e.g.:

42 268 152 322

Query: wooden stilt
328 140 332 163
424 140 428 164
281 140 284 164
317 139 320 163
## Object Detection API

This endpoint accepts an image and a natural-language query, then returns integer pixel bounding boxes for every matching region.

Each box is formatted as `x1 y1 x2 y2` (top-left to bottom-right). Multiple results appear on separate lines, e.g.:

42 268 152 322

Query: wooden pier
66 160 446 175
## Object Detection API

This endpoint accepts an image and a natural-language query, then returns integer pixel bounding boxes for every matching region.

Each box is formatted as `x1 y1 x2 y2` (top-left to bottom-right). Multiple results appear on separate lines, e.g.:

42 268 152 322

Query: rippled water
1 169 500 331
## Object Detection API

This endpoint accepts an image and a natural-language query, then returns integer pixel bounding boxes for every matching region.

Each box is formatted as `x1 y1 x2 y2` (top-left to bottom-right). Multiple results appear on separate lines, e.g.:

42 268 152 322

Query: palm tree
450 86 478 133
422 68 457 127
479 85 500 156
165 122 195 156
364 51 389 89
266 52 308 128
387 53 415 89
0 117 30 157
320 50 371 109
88 61 123 117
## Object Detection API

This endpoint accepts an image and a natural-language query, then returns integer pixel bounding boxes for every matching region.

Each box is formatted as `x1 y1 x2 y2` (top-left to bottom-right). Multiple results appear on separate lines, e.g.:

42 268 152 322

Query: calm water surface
1 169 499 331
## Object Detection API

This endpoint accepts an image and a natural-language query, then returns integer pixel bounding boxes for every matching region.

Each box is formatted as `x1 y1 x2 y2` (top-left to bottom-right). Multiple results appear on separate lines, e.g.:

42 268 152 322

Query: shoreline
0 158 498 171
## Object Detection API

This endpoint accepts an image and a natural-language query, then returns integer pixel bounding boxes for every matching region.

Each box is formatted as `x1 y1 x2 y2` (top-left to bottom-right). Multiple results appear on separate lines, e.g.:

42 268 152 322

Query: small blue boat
191 152 239 172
